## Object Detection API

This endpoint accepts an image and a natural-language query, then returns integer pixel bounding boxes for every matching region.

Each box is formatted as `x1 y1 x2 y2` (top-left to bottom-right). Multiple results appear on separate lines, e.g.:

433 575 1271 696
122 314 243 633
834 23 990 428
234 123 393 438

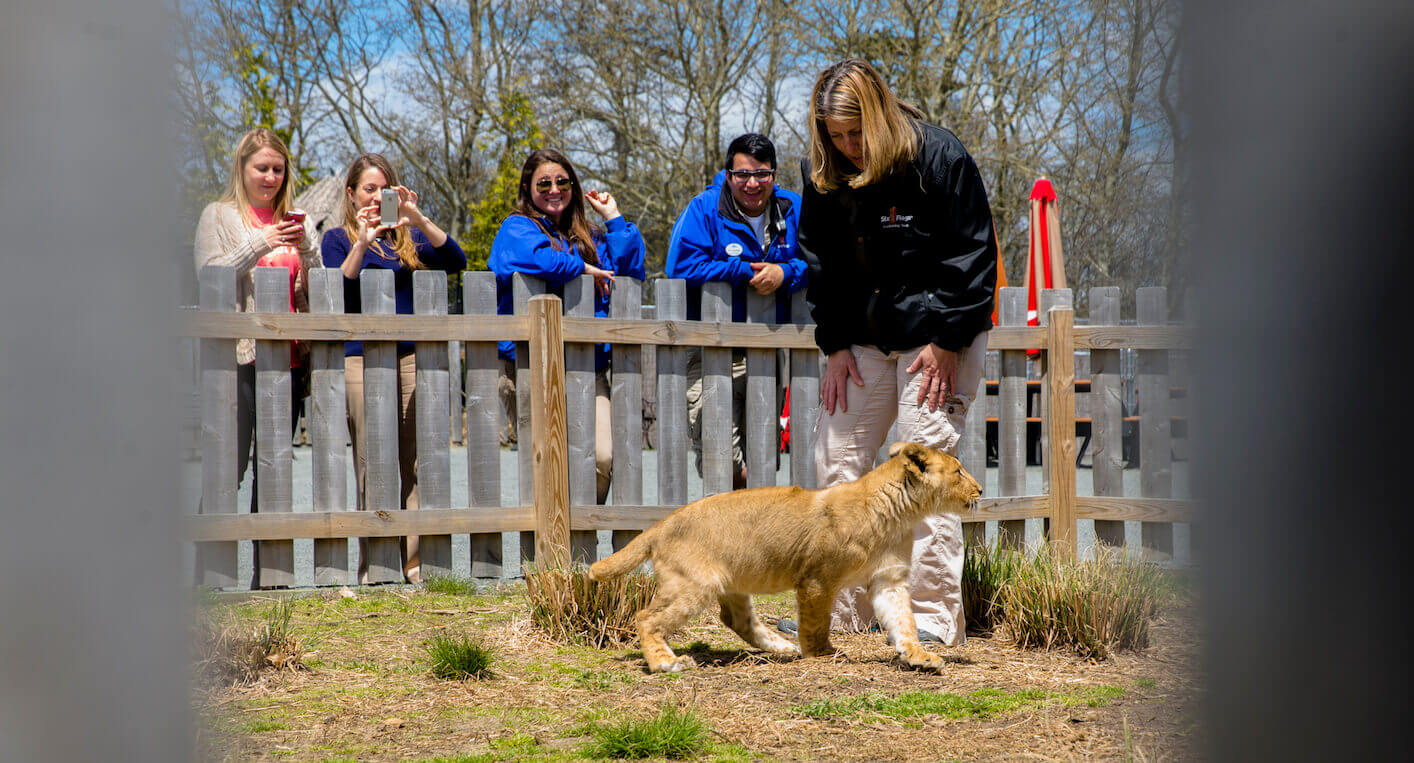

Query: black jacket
800 121 997 355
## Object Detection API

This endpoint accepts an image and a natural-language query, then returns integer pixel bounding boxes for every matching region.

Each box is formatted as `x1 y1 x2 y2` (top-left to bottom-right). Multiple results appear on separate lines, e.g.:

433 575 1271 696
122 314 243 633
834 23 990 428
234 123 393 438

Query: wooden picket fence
182 265 1192 588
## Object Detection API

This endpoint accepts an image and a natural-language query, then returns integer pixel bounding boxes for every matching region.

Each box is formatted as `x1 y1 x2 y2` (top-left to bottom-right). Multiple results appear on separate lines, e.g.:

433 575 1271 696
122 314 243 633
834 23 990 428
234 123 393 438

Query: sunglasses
726 169 775 182
534 177 574 193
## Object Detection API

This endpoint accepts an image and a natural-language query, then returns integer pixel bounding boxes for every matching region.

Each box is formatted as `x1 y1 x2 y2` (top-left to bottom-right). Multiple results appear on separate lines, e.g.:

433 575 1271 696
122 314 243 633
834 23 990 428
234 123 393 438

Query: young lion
589 442 982 673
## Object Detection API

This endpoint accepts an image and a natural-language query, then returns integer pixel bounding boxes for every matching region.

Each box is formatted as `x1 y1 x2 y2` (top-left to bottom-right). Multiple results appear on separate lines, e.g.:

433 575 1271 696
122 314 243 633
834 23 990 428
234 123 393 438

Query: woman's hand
261 218 305 249
747 261 784 295
906 343 957 412
394 185 428 228
821 348 863 415
356 203 384 246
585 263 616 299
584 189 621 221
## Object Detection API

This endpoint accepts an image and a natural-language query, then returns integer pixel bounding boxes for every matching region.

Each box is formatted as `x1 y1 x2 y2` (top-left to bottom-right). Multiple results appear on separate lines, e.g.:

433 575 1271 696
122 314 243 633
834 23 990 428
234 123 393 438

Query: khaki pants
346 352 420 583
815 332 989 644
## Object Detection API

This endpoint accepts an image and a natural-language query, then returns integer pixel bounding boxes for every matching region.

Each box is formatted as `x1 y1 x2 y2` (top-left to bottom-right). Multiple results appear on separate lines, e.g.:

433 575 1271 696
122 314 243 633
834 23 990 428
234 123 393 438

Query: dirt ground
195 582 1201 762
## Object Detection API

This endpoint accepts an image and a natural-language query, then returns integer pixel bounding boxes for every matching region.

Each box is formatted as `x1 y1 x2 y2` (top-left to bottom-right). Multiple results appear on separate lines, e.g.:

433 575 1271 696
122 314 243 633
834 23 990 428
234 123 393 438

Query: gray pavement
180 446 1191 589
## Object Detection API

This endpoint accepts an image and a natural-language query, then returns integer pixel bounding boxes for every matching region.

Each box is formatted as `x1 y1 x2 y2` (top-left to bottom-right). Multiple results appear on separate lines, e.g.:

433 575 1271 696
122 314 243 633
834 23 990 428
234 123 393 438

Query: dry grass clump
999 543 1164 660
195 599 313 686
962 541 1025 635
524 562 656 647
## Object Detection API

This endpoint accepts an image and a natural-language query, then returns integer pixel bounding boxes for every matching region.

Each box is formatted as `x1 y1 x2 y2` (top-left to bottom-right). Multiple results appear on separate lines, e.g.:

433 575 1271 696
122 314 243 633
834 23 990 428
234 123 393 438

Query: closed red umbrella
1025 178 1066 353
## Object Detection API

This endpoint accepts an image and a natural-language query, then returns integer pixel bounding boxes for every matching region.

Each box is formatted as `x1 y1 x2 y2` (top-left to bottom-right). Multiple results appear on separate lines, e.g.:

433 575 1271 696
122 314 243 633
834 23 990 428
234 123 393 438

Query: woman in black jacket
789 59 997 647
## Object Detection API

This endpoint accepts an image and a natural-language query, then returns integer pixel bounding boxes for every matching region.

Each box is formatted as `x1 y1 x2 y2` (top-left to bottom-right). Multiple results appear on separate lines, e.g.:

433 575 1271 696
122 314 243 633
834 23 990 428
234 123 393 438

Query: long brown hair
808 59 923 192
219 127 297 228
514 148 600 263
340 153 421 270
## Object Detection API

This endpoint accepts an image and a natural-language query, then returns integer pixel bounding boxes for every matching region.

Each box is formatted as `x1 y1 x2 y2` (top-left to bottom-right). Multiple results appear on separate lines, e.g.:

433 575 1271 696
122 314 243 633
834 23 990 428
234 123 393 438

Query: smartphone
283 208 306 224
379 189 399 227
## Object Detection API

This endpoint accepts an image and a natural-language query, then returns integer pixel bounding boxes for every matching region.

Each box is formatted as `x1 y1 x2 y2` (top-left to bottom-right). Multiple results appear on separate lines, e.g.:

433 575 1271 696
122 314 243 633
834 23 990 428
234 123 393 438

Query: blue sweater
666 170 806 323
488 213 646 369
320 226 467 356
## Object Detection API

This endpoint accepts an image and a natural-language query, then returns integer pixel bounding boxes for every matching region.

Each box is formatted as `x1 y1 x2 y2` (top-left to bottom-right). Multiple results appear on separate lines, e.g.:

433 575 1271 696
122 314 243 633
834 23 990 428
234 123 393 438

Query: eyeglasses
534 177 574 193
727 169 776 182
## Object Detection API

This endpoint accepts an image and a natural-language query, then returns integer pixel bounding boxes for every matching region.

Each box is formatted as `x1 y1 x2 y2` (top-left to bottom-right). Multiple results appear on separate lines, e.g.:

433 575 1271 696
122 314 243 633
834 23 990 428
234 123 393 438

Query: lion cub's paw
898 645 944 672
650 655 697 674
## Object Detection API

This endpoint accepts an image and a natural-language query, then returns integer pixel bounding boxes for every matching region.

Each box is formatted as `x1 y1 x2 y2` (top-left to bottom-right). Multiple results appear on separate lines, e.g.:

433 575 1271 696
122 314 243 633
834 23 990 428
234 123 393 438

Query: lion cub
589 442 982 673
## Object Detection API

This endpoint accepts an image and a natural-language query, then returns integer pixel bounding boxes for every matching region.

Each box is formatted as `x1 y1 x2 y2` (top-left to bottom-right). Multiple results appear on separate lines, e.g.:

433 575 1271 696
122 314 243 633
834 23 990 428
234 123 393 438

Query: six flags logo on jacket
880 206 914 229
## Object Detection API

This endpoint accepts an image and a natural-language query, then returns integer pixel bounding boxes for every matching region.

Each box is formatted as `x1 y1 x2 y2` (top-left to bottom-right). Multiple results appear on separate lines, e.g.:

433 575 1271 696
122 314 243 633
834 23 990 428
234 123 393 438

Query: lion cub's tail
588 526 656 581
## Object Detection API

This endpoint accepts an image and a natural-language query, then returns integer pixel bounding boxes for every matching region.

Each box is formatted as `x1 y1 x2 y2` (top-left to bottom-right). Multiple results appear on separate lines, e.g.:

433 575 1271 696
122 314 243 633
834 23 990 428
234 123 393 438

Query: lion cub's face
887 441 982 514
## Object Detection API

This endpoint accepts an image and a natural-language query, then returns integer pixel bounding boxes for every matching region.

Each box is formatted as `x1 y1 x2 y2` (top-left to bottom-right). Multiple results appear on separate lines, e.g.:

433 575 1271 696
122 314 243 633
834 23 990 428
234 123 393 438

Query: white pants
814 332 989 644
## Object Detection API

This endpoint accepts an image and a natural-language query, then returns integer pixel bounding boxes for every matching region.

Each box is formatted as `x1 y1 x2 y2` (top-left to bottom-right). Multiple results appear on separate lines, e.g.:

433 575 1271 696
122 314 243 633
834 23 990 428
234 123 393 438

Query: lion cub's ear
889 442 932 475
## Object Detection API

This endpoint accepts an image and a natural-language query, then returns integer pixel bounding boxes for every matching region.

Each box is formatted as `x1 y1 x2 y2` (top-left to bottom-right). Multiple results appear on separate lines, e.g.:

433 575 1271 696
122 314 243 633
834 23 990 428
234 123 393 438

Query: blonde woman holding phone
193 127 319 589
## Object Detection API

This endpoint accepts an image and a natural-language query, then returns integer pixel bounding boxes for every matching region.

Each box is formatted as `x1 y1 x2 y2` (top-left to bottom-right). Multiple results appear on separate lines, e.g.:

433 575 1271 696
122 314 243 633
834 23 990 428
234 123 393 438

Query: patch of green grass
424 633 496 680
707 743 758 762
792 686 1126 722
423 574 480 596
685 640 712 652
1135 677 1157 689
962 541 1026 635
244 718 290 733
573 668 633 691
582 703 710 759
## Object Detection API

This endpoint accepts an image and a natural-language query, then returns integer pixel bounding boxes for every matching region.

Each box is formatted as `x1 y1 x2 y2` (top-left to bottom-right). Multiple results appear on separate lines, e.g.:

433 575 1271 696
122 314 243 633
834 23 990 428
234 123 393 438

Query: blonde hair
219 127 298 229
339 154 421 270
808 59 923 192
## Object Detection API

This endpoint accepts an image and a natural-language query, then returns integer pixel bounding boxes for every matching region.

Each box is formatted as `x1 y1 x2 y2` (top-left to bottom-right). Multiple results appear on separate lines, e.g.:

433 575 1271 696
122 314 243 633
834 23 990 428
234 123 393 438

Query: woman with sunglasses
489 148 646 506
320 153 466 585
792 60 997 648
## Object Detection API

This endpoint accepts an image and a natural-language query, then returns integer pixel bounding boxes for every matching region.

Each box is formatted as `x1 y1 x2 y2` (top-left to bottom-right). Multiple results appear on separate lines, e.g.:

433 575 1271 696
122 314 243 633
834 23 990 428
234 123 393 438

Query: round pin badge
725 242 743 257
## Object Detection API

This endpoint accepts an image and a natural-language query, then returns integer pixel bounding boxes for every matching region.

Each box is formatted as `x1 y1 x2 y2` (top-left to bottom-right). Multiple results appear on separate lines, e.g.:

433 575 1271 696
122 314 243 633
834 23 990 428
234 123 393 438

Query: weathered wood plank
789 290 820 490
449 340 463 444
254 267 295 588
186 496 1192 541
529 295 571 569
463 273 503 578
700 282 734 496
414 270 452 579
183 312 1191 351
1039 289 1072 501
1138 287 1174 560
198 265 238 587
610 278 644 552
563 275 598 563
997 287 1028 548
656 280 689 508
308 268 348 585
360 270 402 583
958 339 988 547
1089 287 1125 548
745 290 776 489
1046 307 1078 557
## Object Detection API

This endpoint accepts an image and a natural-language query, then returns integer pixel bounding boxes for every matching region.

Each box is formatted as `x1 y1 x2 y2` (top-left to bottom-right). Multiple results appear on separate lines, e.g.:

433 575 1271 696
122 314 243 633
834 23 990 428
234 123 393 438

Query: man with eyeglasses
667 133 806 490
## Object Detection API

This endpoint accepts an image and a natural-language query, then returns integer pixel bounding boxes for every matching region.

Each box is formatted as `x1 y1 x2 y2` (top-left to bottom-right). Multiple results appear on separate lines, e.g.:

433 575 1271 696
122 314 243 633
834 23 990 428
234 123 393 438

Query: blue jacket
666 170 806 323
488 212 646 368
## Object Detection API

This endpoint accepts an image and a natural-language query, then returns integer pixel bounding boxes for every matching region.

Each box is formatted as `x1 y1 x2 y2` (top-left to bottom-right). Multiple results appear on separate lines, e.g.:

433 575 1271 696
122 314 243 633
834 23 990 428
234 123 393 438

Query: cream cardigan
193 201 320 364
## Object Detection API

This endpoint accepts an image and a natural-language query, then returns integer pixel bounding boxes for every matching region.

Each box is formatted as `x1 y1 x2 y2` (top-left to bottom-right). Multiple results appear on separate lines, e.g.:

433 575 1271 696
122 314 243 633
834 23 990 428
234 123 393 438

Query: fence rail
182 266 1193 588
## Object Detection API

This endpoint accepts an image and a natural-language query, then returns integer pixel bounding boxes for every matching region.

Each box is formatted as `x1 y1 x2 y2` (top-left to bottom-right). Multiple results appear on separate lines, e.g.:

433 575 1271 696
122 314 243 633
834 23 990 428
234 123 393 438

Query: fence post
700 281 735 496
1089 287 1126 549
1045 306 1078 558
563 274 598 563
513 273 546 570
789 290 820 490
361 270 403 583
745 290 777 488
1137 287 1174 560
198 265 238 588
414 270 453 578
997 287 1028 548
529 294 571 569
656 280 689 508
610 277 644 551
1039 288 1073 500
309 268 348 585
463 273 503 578
254 267 295 588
